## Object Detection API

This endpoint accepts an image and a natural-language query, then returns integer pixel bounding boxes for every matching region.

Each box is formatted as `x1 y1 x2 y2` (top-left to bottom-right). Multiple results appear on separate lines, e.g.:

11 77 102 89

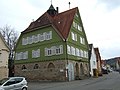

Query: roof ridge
55 7 78 16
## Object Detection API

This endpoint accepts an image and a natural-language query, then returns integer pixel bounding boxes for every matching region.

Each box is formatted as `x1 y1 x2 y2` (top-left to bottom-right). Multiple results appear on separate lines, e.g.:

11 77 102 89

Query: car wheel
22 87 27 90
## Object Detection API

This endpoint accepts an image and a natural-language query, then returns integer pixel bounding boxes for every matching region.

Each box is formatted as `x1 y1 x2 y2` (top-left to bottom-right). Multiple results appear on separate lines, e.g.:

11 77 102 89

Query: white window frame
67 45 71 55
32 49 40 58
45 45 63 56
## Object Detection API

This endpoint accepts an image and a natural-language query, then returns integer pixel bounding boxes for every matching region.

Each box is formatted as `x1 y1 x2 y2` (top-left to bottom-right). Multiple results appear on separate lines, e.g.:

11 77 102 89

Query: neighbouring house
0 33 10 80
105 57 120 71
14 5 89 81
94 48 102 76
89 44 97 77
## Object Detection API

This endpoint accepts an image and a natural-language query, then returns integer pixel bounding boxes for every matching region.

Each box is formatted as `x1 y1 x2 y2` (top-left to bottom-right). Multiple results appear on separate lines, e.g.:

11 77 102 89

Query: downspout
64 39 69 81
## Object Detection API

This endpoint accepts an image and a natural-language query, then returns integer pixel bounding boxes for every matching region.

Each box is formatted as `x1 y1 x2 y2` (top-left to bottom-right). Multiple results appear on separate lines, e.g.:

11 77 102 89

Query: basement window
34 64 39 69
22 65 27 70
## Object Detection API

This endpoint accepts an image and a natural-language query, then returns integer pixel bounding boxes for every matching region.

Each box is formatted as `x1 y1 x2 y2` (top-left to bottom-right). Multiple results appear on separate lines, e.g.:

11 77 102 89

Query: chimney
56 7 59 13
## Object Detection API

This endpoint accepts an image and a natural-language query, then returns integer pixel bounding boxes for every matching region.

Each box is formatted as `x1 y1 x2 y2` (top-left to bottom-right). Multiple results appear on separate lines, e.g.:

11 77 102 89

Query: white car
0 77 28 90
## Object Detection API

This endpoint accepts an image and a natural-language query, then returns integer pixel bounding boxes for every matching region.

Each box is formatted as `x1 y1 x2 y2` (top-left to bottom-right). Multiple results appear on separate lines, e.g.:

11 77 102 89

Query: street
28 71 120 90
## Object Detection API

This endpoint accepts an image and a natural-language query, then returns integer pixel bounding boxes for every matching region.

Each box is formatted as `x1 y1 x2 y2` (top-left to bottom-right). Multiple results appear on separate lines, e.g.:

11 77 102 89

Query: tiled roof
22 7 78 40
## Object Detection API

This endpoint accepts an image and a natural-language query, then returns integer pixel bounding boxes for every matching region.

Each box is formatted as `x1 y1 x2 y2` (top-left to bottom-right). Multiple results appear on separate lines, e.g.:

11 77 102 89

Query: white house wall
90 47 97 76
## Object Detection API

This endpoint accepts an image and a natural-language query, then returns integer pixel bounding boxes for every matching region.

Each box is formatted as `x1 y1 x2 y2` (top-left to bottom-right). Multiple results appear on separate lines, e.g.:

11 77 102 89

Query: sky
0 0 120 59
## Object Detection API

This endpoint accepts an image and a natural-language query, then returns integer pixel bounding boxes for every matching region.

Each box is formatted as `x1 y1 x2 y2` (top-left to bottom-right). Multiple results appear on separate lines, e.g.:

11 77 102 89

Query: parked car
102 68 108 74
0 77 28 90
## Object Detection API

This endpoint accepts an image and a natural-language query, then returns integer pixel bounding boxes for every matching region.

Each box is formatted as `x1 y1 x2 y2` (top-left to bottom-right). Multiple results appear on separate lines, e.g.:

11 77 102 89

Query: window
22 31 52 45
28 36 33 44
67 45 71 55
23 51 28 59
22 65 27 70
32 49 40 58
33 35 39 43
15 78 23 83
47 63 55 72
73 21 77 29
79 49 81 57
80 37 85 44
78 25 82 31
15 51 28 60
76 48 79 56
22 38 28 45
40 33 45 42
71 32 77 41
71 46 75 56
45 45 63 56
34 64 39 69
56 47 60 54
71 32 75 41
45 31 52 40
80 50 83 57
48 49 52 56
4 80 16 86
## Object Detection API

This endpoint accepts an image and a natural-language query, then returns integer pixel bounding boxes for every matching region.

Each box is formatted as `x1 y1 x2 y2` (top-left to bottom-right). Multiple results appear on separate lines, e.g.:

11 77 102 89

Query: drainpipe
64 39 69 81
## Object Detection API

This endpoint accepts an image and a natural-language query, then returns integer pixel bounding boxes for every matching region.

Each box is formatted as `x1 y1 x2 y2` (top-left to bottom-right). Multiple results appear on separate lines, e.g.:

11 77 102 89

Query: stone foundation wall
15 60 90 81
15 60 67 81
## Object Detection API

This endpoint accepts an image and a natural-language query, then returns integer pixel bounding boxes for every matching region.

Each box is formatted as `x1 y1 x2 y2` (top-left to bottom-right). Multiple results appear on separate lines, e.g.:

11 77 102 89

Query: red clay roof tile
22 7 78 40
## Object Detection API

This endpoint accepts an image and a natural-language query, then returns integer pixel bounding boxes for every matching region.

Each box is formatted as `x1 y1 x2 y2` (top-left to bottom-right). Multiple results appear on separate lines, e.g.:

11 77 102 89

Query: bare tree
0 25 19 77
0 25 18 51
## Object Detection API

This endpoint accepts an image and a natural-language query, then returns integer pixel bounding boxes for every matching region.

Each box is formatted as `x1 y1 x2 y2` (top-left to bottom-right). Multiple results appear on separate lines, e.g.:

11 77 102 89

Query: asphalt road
28 71 120 90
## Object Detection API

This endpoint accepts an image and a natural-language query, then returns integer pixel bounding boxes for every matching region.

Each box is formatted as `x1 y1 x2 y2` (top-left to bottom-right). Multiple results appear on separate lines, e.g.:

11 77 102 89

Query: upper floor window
80 37 85 44
45 45 63 56
71 32 77 41
73 21 78 29
15 51 28 60
78 25 82 31
76 48 79 56
73 21 82 31
45 31 52 40
22 31 52 45
67 45 71 55
32 49 40 58
71 46 75 56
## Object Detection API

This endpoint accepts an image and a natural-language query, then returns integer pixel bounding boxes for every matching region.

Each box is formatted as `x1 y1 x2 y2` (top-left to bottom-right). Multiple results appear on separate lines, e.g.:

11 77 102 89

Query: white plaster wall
90 47 97 76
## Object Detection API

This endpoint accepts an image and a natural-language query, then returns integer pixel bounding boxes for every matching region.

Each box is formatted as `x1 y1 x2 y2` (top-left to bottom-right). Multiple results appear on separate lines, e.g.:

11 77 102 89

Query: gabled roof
0 32 10 51
22 7 78 40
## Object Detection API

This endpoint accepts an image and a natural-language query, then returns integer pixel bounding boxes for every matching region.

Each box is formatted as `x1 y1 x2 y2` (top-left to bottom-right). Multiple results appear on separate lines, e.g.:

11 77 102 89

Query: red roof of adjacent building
22 6 78 40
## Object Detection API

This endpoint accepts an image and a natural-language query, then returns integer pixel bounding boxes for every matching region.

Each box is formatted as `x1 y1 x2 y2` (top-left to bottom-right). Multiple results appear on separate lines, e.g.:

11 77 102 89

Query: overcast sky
0 0 120 59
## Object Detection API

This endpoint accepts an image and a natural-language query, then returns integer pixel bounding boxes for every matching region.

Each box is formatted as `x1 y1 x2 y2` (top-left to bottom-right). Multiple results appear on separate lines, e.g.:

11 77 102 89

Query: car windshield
0 78 9 85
